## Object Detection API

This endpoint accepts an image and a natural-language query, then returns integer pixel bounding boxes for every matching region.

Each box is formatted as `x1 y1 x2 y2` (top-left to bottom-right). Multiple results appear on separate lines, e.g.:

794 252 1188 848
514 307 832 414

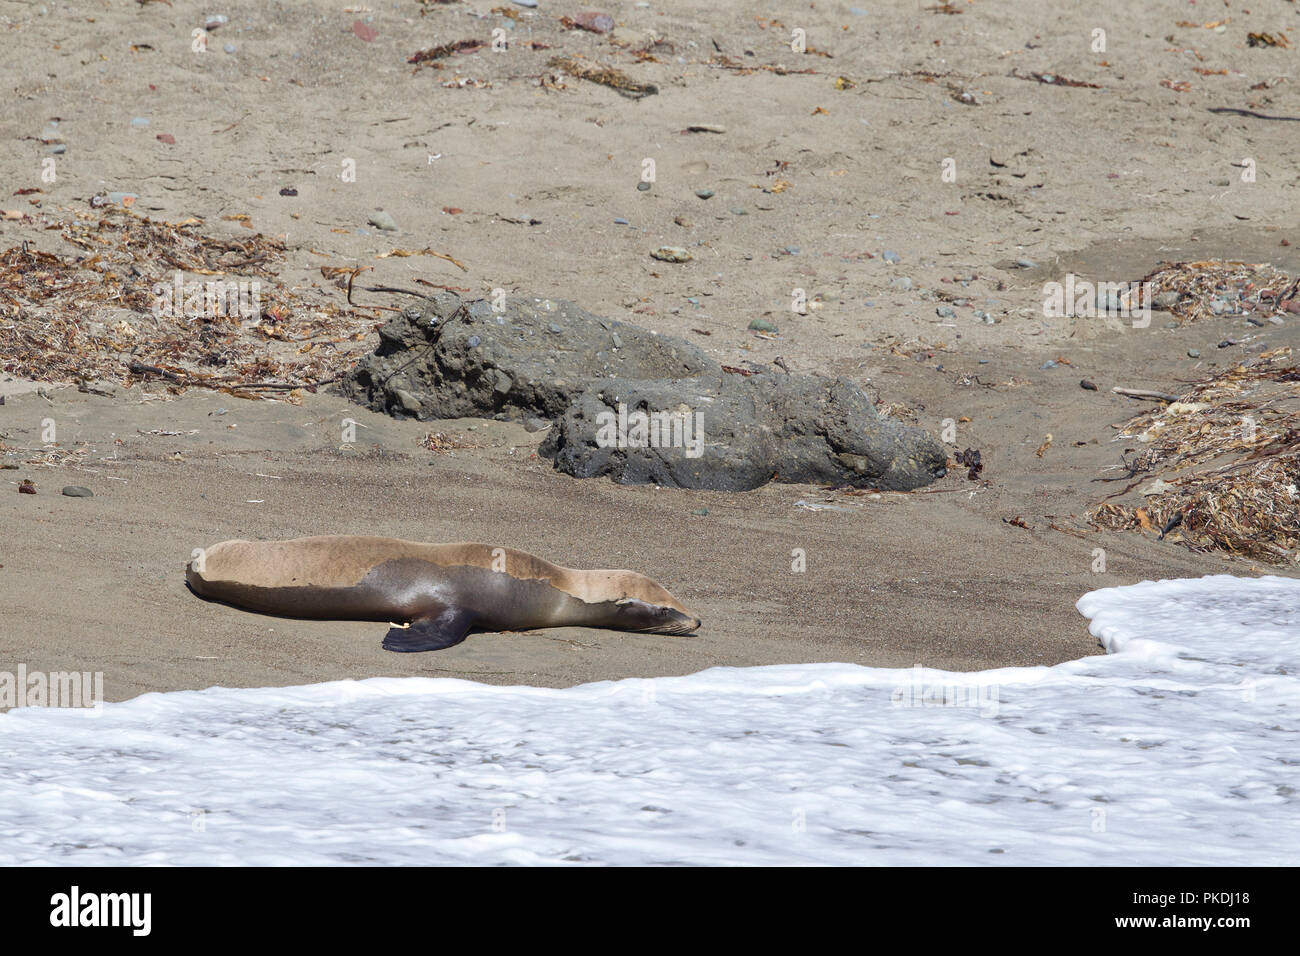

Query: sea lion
185 535 702 652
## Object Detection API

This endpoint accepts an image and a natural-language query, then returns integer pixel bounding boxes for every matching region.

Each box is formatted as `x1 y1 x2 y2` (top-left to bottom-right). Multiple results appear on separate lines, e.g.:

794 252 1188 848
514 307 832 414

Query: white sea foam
1 574 1296 865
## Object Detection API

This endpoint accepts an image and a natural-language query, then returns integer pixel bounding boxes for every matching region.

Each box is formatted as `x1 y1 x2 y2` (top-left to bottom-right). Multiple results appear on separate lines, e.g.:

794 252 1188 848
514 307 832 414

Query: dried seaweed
546 55 658 98
1138 259 1297 323
1088 347 1300 563
0 207 374 396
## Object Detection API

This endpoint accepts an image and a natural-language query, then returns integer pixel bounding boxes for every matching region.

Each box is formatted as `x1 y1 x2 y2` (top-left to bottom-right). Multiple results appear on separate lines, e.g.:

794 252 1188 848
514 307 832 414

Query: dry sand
2 0 1298 700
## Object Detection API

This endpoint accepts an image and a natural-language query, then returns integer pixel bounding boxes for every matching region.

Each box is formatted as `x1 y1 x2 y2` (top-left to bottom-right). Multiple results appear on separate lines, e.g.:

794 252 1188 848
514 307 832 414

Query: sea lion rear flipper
382 607 477 653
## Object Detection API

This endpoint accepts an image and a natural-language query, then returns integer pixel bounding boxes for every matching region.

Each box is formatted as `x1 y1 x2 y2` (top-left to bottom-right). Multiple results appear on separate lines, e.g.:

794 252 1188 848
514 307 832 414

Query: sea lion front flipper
382 606 477 653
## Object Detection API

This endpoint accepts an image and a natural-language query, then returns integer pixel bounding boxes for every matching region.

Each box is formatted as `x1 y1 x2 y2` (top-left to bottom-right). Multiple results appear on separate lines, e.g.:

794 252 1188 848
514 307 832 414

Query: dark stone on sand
342 291 946 491
342 292 715 422
540 371 948 491
62 486 93 497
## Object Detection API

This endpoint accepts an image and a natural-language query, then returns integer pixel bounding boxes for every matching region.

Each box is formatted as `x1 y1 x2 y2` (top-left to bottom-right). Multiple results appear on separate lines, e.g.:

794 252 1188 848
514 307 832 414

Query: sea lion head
589 570 701 635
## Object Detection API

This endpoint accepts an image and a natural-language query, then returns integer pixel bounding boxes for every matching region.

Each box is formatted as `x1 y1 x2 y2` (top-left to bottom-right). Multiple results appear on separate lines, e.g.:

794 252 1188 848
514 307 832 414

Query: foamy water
1 574 1296 865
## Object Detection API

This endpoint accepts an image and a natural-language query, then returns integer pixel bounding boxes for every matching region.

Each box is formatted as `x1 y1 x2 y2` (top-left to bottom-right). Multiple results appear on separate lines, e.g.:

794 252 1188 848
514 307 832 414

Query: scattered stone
691 508 709 516
636 181 651 192
613 217 629 225
1187 349 1201 358
1218 339 1235 349
730 207 748 216
1041 360 1058 369
204 14 229 30
513 0 538 7
748 318 779 333
130 117 149 128
18 479 36 494
694 188 714 199
1015 258 1035 269
62 486 93 498
368 211 399 231
651 246 692 263
783 246 800 256
889 276 913 291
571 11 615 33
936 306 956 318
882 250 901 264
1211 178 1230 187
223 43 237 54
1080 379 1098 391
1209 299 1227 315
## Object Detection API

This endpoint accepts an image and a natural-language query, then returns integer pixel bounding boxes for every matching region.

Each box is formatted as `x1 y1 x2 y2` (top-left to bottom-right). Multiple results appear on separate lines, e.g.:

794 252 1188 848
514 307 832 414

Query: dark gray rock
344 292 946 491
342 292 715 421
539 370 947 491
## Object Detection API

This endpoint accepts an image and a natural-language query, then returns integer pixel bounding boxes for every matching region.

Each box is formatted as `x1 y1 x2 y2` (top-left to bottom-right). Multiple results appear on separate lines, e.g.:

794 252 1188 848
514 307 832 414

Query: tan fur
189 535 693 613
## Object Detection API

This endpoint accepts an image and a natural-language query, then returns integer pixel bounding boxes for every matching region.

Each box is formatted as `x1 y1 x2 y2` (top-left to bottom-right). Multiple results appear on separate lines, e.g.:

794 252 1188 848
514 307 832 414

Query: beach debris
352 21 378 42
1080 379 1098 391
1089 347 1300 563
561 12 616 34
954 447 983 480
0 206 369 395
1113 387 1180 403
420 431 483 453
1247 32 1290 49
547 55 658 98
1003 516 1032 530
651 246 692 263
795 500 853 513
1035 433 1054 458
18 479 36 494
408 40 484 64
1010 70 1101 89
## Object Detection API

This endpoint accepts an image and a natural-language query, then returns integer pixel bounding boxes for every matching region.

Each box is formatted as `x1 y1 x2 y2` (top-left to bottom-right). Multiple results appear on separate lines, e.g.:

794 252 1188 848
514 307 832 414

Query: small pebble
611 332 623 348
691 508 709 516
368 211 398 231
130 117 149 128
548 323 562 334
882 250 900 264
1187 349 1201 358
62 486 93 498
513 0 538 6
223 42 237 54
935 306 956 318
889 277 913 291
1217 340 1234 349
651 246 692 263
783 246 800 256
613 217 629 225
1040 360 1058 369
1080 380 1098 391
1015 258 1035 269
730 207 748 216
695 189 715 200
636 181 651 192
467 335 481 348
748 318 778 333
1211 179 1230 187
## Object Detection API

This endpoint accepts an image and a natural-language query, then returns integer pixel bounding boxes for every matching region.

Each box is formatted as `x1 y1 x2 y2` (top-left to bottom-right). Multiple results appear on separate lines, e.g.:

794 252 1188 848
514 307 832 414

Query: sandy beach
3 0 1298 701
